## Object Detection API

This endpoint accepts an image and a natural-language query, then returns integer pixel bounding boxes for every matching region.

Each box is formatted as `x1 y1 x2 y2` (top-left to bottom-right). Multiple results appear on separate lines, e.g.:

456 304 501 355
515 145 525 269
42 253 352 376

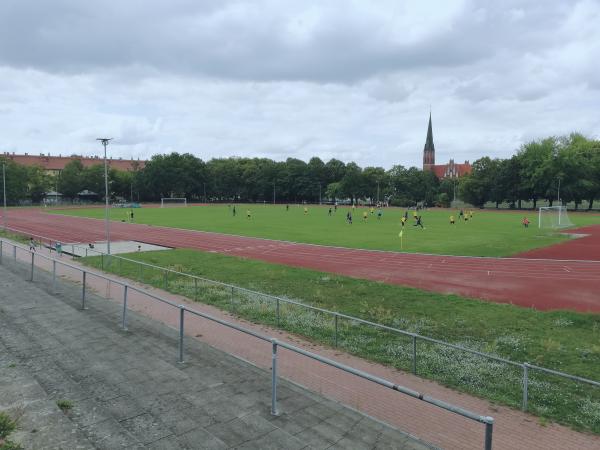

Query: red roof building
421 114 471 179
1 152 146 175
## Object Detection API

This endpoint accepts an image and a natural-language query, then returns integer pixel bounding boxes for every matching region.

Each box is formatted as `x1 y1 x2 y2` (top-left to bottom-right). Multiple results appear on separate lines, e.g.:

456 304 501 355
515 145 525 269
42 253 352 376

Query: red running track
6 208 600 312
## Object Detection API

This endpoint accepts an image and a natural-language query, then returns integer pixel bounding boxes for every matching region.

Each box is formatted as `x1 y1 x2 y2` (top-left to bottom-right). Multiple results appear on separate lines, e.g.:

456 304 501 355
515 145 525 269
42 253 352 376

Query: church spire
423 112 435 170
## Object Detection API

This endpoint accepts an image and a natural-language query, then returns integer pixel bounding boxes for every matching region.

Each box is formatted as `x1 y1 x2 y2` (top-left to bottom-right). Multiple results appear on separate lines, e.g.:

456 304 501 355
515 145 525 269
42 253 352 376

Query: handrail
2 228 599 386
0 237 494 449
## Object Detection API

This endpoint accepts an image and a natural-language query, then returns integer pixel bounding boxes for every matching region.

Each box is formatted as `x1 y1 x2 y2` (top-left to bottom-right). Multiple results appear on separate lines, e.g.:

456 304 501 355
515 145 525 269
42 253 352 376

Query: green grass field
81 248 600 433
52 204 600 257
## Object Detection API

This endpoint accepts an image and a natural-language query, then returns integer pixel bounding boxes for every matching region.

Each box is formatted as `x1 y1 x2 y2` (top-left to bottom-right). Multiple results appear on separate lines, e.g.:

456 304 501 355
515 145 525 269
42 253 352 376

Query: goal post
538 206 573 229
160 198 187 208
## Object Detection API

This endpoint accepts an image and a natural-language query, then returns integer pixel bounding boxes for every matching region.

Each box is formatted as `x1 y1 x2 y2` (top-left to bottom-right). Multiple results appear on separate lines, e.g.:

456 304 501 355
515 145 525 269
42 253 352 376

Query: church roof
423 113 435 154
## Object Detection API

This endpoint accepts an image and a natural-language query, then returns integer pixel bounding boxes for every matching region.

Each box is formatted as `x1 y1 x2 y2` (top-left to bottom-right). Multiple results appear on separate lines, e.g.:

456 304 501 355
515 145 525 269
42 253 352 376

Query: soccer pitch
52 204 600 257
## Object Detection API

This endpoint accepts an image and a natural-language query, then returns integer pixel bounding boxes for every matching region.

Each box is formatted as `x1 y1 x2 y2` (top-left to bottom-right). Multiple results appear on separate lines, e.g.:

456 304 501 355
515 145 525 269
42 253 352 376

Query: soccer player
459 209 464 220
328 207 332 216
363 211 368 222
346 211 352 224
304 207 308 215
450 215 455 225
29 238 36 252
334 204 337 212
377 209 382 220
232 205 236 216
401 216 407 227
413 216 424 229
246 209 251 219
370 207 374 215
522 217 530 228
130 209 134 223
286 204 289 211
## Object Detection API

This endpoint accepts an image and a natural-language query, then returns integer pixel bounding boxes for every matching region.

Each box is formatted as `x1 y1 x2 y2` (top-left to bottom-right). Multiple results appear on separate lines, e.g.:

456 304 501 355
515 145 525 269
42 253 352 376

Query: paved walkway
5 208 600 311
2 238 599 450
0 263 430 449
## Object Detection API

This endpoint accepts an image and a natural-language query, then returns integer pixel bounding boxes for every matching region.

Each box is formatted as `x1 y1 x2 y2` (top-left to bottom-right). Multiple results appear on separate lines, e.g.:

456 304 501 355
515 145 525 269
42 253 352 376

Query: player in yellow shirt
363 211 368 222
304 207 308 215
450 215 455 225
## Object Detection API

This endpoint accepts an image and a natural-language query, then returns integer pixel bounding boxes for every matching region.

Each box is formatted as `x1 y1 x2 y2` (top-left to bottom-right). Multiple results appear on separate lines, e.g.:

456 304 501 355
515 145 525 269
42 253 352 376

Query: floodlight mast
97 138 112 255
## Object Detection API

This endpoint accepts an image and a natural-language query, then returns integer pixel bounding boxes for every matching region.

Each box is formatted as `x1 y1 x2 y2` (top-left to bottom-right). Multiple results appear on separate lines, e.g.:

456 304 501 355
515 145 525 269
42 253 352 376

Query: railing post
139 263 143 282
0 240 3 265
276 298 280 327
119 257 122 274
52 260 56 292
412 334 417 375
271 338 279 416
30 252 35 281
194 277 198 301
334 313 338 348
85 248 88 257
122 285 128 330
230 286 235 311
484 417 494 450
101 253 104 270
178 306 185 363
522 363 529 412
13 244 16 260
164 270 168 290
81 271 86 309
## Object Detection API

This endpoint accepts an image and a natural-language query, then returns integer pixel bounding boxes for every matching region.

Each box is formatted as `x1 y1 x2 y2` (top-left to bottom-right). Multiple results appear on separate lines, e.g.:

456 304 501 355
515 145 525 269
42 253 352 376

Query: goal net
538 206 573 229
160 198 187 208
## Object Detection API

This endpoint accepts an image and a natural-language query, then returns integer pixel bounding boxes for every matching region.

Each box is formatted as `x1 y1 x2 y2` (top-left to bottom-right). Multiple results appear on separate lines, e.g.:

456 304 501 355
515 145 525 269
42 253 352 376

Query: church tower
422 112 435 171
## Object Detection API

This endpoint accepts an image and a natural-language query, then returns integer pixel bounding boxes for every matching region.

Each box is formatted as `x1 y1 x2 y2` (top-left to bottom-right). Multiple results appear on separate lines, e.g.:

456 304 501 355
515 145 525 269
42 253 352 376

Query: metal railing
3 226 600 414
0 237 494 449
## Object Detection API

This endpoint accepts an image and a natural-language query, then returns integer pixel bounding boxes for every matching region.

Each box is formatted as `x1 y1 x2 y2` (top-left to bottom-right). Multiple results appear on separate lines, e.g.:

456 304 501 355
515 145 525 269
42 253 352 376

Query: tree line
1 133 598 209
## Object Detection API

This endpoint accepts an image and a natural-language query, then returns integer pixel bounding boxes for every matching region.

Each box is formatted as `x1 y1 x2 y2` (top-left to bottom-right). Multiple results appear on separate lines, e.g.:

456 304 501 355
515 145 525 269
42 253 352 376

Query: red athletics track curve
5 208 600 313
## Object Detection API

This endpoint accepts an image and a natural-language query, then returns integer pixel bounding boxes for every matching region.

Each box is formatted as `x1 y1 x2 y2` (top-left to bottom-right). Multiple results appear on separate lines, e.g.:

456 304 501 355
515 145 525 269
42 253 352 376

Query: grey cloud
0 0 579 83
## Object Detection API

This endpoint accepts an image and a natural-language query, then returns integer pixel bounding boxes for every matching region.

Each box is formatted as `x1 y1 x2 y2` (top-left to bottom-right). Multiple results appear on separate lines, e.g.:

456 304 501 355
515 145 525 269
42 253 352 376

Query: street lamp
97 138 112 255
2 162 6 230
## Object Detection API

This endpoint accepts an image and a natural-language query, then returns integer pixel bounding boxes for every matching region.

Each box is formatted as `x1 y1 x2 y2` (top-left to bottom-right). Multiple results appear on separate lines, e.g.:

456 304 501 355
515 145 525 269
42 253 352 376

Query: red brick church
422 113 471 179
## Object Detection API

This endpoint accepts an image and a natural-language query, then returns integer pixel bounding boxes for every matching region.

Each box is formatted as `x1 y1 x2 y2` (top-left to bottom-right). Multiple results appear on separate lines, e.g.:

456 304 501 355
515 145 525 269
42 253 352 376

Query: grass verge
82 248 600 434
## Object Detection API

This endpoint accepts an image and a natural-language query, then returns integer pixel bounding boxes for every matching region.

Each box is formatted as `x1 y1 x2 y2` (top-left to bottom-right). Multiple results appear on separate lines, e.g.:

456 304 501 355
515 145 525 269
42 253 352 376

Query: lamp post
557 177 561 205
97 138 112 255
376 181 380 204
2 162 6 230
273 182 276 204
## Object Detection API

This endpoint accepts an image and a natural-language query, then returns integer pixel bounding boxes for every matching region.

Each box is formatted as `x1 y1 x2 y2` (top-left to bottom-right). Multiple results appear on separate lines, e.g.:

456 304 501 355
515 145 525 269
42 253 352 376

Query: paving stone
119 412 173 444
0 261 431 450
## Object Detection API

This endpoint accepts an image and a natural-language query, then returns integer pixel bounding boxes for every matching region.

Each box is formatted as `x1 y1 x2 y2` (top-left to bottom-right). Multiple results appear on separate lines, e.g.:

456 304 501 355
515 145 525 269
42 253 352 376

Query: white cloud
0 0 599 168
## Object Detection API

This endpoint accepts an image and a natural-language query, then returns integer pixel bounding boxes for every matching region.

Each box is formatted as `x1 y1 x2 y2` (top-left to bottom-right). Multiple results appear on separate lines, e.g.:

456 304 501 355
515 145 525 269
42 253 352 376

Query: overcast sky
1 0 598 168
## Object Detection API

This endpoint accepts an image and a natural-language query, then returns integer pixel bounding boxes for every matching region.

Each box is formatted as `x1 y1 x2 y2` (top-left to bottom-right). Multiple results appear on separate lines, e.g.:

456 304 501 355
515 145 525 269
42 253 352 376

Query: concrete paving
0 261 432 449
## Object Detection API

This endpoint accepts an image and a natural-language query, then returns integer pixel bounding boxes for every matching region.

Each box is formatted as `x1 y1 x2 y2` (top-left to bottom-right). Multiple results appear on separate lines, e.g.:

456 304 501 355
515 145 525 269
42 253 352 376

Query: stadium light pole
2 162 7 230
557 177 561 204
97 138 112 255
376 181 380 204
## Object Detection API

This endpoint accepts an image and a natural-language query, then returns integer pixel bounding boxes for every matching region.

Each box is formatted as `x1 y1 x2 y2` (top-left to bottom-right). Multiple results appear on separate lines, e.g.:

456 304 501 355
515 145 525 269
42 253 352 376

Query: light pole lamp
97 138 112 255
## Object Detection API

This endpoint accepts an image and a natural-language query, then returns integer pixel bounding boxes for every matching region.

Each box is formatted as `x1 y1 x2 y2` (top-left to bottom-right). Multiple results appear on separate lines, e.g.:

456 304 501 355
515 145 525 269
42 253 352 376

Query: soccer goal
160 197 187 208
538 206 573 229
